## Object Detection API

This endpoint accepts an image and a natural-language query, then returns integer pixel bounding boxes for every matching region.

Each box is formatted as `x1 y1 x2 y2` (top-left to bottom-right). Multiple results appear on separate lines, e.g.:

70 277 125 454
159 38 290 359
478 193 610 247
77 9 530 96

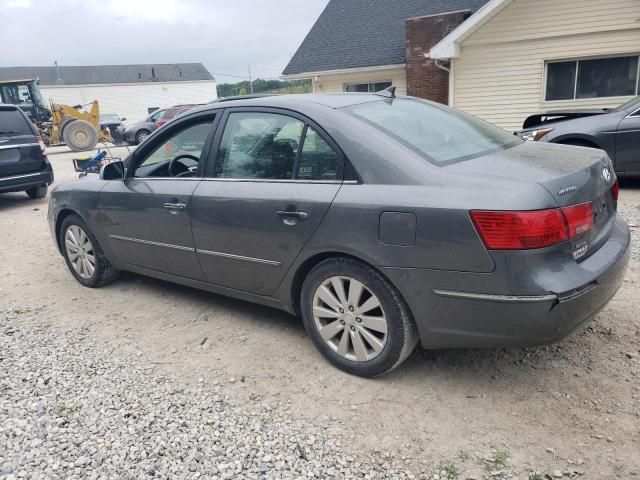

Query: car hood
522 109 610 129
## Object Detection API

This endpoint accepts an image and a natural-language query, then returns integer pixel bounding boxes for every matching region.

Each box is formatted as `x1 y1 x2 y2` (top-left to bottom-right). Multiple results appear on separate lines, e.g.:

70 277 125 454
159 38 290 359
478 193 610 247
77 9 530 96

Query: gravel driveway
1 146 639 480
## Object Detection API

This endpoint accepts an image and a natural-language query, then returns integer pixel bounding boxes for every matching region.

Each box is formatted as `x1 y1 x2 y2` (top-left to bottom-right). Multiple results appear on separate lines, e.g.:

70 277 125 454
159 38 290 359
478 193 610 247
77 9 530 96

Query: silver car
48 91 630 377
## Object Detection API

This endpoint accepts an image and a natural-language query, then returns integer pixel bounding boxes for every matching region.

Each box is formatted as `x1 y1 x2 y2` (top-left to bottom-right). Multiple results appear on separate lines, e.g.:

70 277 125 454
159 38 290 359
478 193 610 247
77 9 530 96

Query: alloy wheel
312 276 388 362
64 225 96 279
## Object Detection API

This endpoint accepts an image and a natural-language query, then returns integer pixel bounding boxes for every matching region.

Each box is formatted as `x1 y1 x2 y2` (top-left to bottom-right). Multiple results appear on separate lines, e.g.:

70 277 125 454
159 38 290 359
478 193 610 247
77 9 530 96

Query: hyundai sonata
48 89 630 377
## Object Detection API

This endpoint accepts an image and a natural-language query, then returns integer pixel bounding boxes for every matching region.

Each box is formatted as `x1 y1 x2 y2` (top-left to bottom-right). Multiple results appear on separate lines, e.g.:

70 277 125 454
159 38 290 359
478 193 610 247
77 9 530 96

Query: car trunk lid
447 142 617 260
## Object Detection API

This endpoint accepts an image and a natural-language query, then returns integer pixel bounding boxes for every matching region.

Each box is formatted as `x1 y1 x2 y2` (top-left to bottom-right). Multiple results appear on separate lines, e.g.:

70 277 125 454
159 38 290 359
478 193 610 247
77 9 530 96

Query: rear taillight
36 135 47 157
562 202 593 238
611 179 619 202
471 202 594 250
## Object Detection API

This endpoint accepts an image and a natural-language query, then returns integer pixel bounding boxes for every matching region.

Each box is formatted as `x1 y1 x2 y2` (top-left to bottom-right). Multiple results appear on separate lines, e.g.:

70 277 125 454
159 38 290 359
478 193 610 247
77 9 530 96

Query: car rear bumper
0 164 54 194
382 214 631 349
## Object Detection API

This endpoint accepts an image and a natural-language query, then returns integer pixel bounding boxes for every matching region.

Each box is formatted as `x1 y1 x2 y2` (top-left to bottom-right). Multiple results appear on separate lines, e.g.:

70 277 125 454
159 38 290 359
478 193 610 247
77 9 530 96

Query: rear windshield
347 98 521 165
0 108 33 136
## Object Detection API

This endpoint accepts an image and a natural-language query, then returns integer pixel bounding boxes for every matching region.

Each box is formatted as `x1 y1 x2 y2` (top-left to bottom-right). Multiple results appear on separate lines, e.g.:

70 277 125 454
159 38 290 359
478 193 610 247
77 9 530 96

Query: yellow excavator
0 78 111 151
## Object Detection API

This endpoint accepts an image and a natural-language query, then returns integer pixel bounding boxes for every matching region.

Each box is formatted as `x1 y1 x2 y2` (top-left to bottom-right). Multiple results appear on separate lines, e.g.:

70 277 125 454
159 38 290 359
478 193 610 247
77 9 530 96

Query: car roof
192 93 387 115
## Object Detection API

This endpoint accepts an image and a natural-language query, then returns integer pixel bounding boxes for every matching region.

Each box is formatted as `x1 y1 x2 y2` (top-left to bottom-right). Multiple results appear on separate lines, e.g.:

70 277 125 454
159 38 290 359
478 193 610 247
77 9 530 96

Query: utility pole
248 65 254 94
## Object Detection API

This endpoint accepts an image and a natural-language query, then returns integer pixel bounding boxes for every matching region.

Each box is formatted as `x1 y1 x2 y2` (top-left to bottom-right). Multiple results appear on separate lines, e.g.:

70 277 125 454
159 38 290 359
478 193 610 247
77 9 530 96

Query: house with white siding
0 63 217 123
284 0 640 131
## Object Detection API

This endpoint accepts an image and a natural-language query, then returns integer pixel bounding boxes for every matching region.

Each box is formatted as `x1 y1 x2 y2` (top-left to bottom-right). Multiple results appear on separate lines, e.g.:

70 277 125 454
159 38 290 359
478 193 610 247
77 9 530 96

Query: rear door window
0 108 34 136
214 112 304 180
214 111 341 181
296 127 339 180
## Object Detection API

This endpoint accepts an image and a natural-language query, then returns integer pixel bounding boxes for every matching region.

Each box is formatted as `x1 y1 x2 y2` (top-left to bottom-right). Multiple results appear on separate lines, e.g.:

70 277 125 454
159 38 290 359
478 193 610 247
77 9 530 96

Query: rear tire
25 184 47 199
135 129 151 144
59 214 119 288
63 120 99 152
300 257 418 377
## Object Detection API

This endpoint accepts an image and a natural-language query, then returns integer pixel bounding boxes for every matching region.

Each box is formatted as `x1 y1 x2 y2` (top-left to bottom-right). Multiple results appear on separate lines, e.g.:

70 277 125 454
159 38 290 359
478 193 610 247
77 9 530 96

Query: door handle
164 202 187 210
276 210 309 225
276 210 309 220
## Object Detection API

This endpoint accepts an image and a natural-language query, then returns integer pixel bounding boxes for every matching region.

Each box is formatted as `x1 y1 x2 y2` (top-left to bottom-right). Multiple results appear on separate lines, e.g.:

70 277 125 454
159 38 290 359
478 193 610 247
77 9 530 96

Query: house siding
452 0 640 131
39 81 217 123
311 67 408 95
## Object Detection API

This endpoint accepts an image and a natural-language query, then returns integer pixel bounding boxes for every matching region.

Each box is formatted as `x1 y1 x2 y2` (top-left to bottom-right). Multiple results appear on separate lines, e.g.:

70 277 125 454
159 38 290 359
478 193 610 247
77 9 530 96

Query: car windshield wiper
0 130 21 134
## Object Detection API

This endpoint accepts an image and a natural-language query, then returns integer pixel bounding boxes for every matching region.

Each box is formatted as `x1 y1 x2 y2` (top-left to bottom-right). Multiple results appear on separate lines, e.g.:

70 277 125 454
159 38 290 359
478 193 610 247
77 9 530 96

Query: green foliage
457 451 471 462
482 450 510 472
528 473 545 480
440 462 459 480
217 79 312 97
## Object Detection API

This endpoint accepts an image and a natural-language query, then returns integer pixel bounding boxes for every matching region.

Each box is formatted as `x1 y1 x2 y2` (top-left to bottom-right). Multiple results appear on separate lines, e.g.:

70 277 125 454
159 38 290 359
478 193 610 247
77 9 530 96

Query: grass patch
439 462 459 480
528 474 545 480
457 451 471 462
483 450 509 472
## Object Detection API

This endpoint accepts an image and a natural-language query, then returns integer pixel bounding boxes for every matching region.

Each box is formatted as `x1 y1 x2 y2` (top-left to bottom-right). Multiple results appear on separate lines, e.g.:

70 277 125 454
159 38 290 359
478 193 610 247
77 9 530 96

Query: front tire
59 214 119 288
25 184 47 199
300 257 418 377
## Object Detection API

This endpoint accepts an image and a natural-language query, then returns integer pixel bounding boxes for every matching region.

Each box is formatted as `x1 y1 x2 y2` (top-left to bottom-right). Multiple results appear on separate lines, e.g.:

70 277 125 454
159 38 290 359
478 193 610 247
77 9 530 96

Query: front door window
133 120 213 178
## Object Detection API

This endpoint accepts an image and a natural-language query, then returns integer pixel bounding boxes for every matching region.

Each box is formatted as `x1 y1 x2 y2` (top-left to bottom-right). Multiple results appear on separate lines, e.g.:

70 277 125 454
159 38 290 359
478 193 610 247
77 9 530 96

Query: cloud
0 0 328 82
6 0 31 7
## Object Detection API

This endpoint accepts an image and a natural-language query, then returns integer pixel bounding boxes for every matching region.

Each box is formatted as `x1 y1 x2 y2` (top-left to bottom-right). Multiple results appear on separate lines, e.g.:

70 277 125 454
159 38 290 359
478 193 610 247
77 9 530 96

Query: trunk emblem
602 167 611 183
558 186 577 196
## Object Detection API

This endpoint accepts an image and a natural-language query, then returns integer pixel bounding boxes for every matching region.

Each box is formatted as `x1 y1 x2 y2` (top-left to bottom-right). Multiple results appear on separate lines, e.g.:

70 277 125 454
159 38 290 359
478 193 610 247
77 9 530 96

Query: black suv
0 104 53 198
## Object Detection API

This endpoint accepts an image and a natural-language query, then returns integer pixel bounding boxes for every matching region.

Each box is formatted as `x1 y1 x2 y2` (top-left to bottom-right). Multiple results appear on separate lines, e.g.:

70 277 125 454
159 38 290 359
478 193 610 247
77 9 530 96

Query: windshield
616 96 640 112
347 98 521 165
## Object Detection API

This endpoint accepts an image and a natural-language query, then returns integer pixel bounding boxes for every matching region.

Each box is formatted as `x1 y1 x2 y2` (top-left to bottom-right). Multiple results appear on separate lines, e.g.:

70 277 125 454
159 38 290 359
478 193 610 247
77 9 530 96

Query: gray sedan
48 92 630 377
517 96 640 176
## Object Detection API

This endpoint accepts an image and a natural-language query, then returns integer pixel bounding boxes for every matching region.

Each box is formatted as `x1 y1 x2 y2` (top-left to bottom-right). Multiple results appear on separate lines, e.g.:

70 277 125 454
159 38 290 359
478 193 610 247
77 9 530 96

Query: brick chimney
405 10 471 104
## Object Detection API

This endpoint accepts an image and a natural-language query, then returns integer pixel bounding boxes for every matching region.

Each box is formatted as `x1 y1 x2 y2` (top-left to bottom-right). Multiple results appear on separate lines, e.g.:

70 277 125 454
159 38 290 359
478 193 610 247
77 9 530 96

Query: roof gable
0 63 214 86
429 0 513 59
283 0 489 76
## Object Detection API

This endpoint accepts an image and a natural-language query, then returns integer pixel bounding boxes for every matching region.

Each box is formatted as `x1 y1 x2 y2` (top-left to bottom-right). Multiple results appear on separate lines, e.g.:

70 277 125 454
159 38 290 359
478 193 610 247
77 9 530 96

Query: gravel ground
0 146 639 480
1 309 420 480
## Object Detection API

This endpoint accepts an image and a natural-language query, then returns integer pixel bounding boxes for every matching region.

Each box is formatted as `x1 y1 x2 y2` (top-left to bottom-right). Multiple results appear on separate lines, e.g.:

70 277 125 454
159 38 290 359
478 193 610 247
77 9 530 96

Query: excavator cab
0 79 51 124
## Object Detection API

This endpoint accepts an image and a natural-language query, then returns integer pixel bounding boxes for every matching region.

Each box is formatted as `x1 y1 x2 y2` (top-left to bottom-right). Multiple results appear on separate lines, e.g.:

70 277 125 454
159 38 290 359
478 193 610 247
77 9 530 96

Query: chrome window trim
110 235 195 252
433 289 558 303
199 178 349 185
196 249 282 266
122 178 357 184
0 142 39 151
128 177 202 181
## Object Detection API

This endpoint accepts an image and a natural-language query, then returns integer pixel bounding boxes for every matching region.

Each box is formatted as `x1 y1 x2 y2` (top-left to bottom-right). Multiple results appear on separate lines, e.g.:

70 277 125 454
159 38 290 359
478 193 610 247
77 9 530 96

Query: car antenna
374 85 396 99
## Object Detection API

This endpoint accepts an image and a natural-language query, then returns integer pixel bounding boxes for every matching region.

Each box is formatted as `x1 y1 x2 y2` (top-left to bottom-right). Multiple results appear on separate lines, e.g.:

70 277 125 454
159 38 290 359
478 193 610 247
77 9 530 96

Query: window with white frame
545 55 640 101
344 81 392 93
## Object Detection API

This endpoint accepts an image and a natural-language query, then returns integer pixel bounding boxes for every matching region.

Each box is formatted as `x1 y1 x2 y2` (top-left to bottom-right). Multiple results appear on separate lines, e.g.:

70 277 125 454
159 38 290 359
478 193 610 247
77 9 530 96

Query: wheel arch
287 251 404 317
54 208 84 254
552 134 602 149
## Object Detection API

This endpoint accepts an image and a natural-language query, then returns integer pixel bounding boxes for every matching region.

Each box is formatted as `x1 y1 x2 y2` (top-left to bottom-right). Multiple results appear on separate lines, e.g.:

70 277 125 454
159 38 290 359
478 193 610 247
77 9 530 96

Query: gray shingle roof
283 0 488 76
0 63 213 86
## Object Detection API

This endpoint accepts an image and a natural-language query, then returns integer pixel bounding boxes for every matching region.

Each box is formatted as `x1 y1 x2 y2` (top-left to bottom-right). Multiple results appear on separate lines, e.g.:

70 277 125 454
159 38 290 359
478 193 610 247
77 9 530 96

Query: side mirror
120 117 127 122
100 161 125 180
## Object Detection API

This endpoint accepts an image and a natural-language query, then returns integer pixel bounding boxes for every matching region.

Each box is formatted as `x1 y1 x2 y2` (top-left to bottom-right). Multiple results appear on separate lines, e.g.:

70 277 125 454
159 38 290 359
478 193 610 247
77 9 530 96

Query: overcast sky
0 0 329 84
